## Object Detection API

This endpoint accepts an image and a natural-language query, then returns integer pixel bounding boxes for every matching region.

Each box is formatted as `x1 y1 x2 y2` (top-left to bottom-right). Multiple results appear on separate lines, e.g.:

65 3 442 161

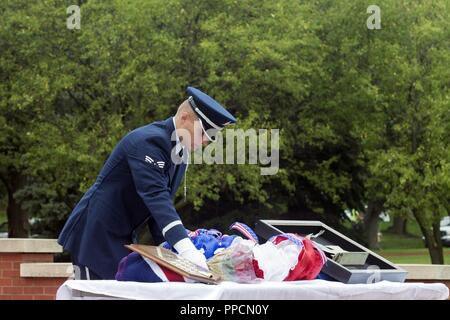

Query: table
56 279 449 300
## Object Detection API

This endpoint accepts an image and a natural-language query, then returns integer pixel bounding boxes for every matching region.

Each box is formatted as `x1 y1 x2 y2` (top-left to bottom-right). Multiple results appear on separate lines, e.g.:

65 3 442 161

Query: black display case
254 219 408 284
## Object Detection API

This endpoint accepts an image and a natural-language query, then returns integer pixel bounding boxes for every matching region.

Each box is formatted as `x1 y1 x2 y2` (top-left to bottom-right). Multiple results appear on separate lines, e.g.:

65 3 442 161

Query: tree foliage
0 0 449 262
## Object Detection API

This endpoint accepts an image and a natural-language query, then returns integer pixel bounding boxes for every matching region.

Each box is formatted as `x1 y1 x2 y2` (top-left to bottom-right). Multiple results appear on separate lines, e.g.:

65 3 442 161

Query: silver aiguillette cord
184 150 189 202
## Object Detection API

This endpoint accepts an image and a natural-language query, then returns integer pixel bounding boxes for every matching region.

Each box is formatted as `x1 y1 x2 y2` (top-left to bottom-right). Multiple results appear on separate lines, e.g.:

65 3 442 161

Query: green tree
361 1 450 262
1 0 448 268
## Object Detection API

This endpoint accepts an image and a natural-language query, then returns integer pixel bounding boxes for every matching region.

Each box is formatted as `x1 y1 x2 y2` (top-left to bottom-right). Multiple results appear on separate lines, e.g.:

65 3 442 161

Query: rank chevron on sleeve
145 155 165 169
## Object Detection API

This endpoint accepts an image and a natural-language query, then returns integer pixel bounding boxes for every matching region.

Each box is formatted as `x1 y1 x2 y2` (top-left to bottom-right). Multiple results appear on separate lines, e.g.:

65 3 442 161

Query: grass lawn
377 248 450 264
375 219 450 265
0 195 6 232
0 210 6 232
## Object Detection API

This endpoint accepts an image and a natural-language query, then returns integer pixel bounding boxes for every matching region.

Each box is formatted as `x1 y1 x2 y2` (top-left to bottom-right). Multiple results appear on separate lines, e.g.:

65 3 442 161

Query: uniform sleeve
126 140 188 247
147 215 165 245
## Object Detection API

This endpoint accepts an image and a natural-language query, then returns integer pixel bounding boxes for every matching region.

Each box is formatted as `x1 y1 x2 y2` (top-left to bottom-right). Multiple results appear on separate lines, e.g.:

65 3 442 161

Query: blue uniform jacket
58 117 188 279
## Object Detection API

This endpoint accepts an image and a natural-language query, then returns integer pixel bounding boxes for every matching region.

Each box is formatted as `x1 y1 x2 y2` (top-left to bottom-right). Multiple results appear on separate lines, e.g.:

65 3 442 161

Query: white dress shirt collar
173 117 183 155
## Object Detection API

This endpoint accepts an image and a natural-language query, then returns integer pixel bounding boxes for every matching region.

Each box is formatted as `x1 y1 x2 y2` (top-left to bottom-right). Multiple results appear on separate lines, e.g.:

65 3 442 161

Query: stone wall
399 263 450 299
0 239 72 300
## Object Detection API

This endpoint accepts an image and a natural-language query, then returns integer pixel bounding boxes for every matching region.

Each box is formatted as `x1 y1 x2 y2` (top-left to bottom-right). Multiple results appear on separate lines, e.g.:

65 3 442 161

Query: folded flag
115 252 186 283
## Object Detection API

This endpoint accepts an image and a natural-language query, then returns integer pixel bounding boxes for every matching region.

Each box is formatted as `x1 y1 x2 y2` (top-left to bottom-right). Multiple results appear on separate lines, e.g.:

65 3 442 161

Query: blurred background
0 0 449 264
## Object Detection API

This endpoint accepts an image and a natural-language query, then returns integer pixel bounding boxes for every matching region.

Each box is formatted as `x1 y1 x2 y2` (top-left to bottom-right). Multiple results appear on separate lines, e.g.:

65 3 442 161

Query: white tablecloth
56 279 449 300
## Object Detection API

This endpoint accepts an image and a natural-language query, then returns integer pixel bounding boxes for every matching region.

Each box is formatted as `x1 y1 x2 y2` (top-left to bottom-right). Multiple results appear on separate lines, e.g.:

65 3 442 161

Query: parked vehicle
422 216 450 247
440 217 450 247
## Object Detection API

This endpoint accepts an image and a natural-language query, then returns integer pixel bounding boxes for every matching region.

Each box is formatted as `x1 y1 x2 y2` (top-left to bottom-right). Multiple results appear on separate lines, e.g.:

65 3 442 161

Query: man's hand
173 237 209 271
179 247 209 270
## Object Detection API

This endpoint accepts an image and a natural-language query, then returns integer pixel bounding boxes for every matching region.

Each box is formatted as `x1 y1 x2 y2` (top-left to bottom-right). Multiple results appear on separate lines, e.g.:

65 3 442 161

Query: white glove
173 238 209 271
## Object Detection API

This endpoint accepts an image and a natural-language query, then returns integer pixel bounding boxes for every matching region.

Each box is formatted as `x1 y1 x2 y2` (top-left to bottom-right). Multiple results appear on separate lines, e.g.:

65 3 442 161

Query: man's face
180 113 210 151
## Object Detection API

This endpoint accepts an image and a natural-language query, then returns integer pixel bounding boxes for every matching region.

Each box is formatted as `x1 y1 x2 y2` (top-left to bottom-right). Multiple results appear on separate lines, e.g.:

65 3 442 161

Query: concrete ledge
20 263 73 278
398 264 450 280
0 239 62 253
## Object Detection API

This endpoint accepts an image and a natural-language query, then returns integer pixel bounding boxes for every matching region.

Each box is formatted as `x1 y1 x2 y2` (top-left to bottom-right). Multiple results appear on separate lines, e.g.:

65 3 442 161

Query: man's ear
180 111 190 123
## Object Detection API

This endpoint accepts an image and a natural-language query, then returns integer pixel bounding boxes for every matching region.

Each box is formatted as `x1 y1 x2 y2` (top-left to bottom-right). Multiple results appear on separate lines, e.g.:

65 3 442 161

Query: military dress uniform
58 87 236 279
